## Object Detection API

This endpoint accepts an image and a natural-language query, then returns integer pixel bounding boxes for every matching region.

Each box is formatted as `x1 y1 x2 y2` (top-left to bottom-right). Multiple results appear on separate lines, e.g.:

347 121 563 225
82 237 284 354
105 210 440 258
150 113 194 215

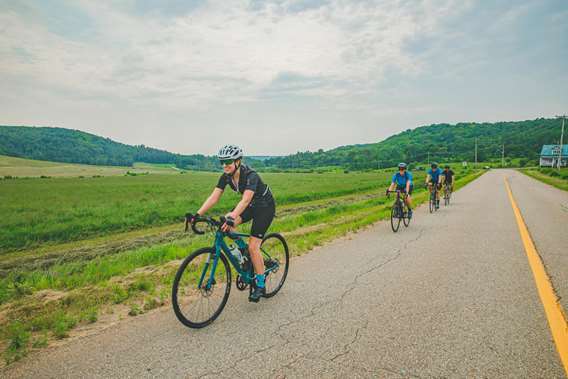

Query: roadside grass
519 168 568 191
0 169 483 364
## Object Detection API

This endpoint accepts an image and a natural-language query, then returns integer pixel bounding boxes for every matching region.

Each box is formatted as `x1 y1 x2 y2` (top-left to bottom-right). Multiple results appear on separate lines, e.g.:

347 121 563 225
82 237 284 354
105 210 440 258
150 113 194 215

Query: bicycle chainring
236 275 248 291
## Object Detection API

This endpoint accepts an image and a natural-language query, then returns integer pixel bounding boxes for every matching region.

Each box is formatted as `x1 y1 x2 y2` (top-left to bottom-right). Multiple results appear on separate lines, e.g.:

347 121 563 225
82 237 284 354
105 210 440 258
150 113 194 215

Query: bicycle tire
402 203 411 227
261 233 290 298
172 247 231 329
390 204 401 232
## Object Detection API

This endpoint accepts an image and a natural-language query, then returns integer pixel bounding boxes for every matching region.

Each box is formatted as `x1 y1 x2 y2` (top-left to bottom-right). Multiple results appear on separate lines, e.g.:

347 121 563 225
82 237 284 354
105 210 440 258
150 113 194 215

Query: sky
1 0 567 156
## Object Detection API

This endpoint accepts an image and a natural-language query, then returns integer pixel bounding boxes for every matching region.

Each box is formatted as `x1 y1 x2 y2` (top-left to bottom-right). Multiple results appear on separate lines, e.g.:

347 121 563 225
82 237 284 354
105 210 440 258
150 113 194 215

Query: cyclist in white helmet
190 145 275 302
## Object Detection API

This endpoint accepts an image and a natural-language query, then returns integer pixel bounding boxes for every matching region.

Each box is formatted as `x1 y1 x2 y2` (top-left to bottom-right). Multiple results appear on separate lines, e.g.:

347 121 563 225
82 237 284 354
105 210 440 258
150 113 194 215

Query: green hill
0 126 222 171
264 118 563 170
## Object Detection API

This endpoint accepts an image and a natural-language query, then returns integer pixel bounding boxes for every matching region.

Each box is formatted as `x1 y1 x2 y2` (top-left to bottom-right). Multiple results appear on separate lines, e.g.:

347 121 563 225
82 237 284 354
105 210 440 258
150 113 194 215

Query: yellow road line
505 178 568 376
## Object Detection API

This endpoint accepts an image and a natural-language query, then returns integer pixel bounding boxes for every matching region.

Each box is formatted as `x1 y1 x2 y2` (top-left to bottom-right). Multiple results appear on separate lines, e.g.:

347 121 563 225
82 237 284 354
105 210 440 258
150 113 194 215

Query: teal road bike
172 214 289 328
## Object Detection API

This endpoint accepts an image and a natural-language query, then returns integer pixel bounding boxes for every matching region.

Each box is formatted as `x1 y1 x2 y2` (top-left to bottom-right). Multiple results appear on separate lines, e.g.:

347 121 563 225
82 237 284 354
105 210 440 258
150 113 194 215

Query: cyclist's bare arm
425 174 432 185
388 182 396 192
230 190 254 218
197 188 223 215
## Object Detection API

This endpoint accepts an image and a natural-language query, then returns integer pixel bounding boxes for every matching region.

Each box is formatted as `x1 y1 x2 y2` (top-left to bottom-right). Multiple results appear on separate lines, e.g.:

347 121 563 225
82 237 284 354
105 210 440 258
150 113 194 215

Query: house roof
540 144 568 157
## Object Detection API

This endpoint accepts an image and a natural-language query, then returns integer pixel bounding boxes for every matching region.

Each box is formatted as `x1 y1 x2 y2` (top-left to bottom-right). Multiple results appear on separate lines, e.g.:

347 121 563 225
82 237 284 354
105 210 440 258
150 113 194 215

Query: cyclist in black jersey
190 145 275 302
442 165 455 192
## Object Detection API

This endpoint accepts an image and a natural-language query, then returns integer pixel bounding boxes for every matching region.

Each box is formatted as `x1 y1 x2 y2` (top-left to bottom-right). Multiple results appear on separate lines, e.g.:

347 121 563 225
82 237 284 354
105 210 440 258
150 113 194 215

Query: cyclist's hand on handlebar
221 213 236 232
185 212 198 232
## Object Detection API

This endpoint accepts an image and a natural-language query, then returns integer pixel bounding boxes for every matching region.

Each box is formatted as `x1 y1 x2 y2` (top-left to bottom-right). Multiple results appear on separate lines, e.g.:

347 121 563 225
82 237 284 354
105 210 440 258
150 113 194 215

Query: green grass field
0 169 416 253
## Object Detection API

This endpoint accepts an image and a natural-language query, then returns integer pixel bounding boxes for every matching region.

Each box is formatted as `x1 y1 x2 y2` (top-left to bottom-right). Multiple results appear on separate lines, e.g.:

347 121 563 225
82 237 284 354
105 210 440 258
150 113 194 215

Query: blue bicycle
172 214 289 328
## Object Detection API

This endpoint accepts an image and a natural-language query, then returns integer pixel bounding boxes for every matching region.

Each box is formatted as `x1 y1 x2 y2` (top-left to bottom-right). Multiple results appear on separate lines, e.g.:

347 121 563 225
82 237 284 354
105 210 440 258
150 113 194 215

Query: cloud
0 0 472 108
0 0 566 155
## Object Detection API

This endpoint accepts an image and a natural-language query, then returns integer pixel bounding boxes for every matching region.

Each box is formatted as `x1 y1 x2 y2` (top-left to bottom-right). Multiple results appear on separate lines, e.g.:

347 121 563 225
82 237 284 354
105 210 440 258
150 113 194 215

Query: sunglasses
220 159 235 166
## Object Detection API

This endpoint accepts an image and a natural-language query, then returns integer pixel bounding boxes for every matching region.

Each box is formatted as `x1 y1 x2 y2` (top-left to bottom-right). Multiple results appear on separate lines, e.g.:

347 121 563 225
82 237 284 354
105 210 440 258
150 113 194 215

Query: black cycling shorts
238 201 275 239
397 184 413 195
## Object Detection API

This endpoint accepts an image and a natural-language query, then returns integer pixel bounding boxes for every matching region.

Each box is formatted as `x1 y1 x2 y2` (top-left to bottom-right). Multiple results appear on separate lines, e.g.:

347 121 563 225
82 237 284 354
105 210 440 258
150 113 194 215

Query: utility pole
559 115 565 170
501 144 505 168
427 151 430 166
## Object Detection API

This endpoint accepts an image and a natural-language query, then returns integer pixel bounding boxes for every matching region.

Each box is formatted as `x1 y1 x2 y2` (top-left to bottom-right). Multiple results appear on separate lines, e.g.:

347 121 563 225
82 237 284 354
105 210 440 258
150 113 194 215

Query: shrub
111 285 129 304
32 334 49 349
53 312 76 339
129 279 155 294
4 321 30 363
128 304 142 316
143 297 159 311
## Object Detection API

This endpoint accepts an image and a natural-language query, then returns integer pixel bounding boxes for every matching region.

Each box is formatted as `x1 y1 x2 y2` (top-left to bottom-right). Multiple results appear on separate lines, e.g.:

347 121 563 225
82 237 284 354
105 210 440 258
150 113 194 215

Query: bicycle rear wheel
390 204 401 232
261 233 289 297
172 247 231 328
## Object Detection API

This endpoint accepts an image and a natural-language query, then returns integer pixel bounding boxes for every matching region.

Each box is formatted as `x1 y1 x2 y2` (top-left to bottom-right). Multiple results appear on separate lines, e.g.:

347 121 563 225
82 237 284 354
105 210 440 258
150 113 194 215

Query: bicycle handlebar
184 213 234 234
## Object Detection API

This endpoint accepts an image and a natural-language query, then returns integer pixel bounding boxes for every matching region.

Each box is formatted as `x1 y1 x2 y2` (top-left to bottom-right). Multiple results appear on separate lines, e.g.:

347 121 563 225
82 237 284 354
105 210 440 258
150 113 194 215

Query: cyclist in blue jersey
426 162 443 209
387 162 413 218
190 145 275 302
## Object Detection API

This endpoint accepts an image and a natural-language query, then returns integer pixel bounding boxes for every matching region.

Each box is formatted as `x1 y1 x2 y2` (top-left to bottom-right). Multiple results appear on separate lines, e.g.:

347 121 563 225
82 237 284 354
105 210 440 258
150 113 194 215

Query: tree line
1 118 562 172
263 118 562 170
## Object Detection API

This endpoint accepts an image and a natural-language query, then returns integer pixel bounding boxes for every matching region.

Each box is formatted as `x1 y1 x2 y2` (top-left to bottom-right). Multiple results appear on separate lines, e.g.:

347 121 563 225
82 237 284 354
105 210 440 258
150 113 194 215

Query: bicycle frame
199 230 279 290
389 190 407 213
429 183 438 198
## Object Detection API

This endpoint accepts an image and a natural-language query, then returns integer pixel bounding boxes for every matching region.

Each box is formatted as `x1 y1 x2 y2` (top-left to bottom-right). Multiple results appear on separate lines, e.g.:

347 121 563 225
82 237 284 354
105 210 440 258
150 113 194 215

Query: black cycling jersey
442 169 454 183
216 165 274 207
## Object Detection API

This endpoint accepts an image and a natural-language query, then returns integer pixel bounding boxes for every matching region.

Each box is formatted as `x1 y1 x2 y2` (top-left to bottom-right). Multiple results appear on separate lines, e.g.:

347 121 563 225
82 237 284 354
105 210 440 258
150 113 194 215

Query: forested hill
0 126 221 170
264 118 562 170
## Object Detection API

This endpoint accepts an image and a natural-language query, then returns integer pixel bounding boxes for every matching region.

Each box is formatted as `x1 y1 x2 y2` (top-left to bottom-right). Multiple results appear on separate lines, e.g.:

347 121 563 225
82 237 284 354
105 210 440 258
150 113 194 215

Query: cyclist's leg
406 193 413 209
248 204 275 275
248 204 275 300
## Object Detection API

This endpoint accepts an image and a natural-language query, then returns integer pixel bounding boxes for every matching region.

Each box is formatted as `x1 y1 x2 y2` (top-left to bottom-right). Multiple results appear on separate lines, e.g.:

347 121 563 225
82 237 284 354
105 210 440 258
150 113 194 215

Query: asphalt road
4 169 566 378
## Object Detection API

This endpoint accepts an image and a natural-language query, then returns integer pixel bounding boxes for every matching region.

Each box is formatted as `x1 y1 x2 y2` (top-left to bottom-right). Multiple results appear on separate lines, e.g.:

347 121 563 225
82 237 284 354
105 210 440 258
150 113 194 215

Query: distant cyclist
442 165 455 192
426 162 442 209
387 162 413 218
190 145 275 302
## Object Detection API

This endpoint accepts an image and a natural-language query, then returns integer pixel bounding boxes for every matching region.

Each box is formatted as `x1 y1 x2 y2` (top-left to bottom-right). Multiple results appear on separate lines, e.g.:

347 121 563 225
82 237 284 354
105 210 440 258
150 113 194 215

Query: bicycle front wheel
172 247 231 329
261 233 289 298
390 205 401 232
429 195 434 213
402 204 411 227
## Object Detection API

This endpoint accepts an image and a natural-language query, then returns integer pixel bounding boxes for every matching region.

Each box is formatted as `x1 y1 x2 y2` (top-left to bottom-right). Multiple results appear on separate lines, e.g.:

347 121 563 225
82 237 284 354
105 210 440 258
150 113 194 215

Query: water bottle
229 244 244 264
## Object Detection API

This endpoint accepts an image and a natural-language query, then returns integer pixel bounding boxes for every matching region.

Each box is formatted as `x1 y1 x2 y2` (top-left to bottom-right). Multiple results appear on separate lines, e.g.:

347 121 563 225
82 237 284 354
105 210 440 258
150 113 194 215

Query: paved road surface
4 169 566 378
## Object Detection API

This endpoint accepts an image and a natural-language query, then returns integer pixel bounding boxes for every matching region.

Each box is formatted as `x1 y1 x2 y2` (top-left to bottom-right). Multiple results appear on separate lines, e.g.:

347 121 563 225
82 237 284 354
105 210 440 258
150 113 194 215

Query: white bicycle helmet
217 145 243 160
